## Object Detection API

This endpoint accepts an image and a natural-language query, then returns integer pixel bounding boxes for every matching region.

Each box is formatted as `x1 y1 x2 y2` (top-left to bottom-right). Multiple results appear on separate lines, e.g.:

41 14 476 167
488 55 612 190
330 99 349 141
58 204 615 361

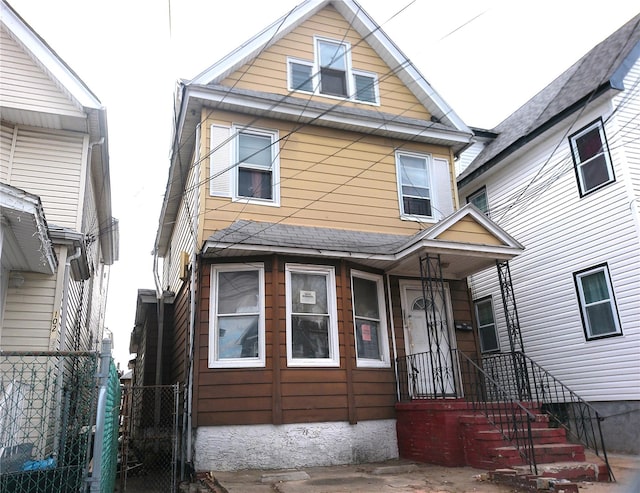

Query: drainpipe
53 245 82 456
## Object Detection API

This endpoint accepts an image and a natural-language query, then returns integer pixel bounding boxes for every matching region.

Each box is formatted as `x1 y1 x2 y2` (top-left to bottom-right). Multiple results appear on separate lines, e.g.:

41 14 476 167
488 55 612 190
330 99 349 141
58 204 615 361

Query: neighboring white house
0 0 118 352
457 14 640 453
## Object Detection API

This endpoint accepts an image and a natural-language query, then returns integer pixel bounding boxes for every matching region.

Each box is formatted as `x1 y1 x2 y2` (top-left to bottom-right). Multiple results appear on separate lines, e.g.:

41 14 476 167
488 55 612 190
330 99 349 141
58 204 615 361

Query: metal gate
118 384 179 493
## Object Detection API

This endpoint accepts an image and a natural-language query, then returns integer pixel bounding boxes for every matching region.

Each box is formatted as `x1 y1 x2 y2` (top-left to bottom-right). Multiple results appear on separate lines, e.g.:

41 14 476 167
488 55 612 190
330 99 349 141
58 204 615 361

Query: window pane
479 325 499 352
319 41 346 70
586 303 617 336
291 314 329 358
403 196 431 216
238 168 272 199
218 270 259 314
476 300 494 326
469 190 488 214
580 155 610 192
353 277 379 319
320 67 347 96
581 271 609 304
239 133 272 167
400 155 429 189
355 319 380 359
575 128 603 161
291 62 313 92
354 74 375 102
291 272 328 314
218 315 259 358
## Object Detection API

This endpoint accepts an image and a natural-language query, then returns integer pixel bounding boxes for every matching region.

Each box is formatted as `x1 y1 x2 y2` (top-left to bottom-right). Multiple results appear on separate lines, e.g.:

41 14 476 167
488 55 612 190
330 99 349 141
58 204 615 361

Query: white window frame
287 57 314 93
351 270 390 368
315 37 352 99
286 263 340 367
474 296 500 353
396 150 435 220
569 119 615 196
574 264 622 340
232 125 280 206
351 69 379 105
208 263 266 368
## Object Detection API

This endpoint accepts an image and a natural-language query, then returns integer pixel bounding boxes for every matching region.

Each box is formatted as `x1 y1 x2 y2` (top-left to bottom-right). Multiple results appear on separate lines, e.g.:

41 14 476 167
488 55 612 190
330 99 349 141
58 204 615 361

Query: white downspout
53 245 82 455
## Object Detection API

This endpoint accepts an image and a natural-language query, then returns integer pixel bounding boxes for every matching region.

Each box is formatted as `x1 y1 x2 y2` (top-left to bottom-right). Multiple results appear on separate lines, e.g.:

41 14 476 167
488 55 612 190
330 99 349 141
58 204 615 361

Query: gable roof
156 0 473 255
458 14 640 188
190 0 469 132
202 204 523 279
1 0 118 265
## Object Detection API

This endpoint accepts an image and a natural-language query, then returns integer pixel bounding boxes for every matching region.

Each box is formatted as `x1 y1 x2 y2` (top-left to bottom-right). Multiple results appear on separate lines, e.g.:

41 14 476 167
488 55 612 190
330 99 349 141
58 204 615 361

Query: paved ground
201 453 640 493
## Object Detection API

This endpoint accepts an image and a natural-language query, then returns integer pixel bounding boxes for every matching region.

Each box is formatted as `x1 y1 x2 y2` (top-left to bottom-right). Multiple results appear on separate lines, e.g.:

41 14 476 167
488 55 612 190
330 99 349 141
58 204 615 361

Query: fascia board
1 1 102 110
187 86 472 145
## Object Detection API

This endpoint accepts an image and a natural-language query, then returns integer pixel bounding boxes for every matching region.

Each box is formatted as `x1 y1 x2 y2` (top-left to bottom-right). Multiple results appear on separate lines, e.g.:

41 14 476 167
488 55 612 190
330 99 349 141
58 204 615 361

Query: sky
6 0 639 367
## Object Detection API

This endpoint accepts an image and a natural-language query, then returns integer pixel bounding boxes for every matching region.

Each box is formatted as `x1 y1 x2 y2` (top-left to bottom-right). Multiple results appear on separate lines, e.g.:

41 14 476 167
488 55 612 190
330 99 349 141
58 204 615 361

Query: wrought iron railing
396 349 614 480
396 349 538 474
486 351 614 481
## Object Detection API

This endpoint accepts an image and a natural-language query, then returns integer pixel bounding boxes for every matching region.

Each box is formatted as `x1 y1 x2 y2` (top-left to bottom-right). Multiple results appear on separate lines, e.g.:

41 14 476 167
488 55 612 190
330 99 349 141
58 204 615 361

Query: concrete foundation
194 419 399 471
590 401 640 454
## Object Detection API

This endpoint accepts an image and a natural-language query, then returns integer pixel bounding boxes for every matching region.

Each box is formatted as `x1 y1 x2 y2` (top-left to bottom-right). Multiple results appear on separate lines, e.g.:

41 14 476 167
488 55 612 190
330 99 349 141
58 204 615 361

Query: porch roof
202 204 523 279
0 183 57 274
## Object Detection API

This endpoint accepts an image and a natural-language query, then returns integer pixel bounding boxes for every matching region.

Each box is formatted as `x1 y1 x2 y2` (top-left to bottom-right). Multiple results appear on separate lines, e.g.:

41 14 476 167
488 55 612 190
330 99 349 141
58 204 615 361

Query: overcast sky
6 0 638 366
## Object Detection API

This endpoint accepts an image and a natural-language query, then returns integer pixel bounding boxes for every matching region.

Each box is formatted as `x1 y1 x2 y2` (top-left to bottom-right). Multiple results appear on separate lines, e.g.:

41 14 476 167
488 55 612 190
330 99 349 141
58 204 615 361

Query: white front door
401 282 457 396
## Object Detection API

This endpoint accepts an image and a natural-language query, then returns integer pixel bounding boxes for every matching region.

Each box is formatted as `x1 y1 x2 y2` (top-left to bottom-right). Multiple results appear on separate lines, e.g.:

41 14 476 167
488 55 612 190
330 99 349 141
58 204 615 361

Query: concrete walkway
195 454 639 493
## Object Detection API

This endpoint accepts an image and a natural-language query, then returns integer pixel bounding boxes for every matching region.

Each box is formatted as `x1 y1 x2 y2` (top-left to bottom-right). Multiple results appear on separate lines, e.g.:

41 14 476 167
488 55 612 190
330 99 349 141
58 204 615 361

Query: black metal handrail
501 351 614 481
396 349 539 474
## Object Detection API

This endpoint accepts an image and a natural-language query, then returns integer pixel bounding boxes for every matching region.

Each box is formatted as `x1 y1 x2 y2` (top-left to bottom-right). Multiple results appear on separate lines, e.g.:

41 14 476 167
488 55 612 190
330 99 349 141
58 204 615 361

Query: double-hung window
569 119 615 196
209 125 280 205
317 39 348 97
286 264 339 367
209 264 265 368
352 70 378 104
351 271 389 367
474 297 500 353
397 151 433 218
236 128 278 202
574 264 622 340
467 187 489 216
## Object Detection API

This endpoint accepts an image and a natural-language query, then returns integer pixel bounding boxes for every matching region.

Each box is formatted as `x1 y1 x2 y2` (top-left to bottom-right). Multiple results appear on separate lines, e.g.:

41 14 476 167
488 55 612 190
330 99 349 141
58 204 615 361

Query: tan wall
221 5 431 121
200 110 453 238
436 216 504 245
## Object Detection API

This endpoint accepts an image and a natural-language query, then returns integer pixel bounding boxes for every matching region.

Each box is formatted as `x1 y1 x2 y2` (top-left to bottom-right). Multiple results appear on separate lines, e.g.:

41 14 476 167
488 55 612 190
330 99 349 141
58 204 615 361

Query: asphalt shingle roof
458 14 640 186
206 220 416 255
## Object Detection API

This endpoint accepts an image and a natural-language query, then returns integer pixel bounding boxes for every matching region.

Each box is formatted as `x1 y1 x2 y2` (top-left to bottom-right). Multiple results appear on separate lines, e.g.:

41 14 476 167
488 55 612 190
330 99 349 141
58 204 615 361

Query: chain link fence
0 351 98 493
118 384 179 493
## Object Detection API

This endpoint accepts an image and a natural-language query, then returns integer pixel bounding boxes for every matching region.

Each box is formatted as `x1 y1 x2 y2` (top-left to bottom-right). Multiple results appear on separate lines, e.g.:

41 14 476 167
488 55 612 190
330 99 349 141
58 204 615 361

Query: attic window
318 39 348 97
286 37 379 104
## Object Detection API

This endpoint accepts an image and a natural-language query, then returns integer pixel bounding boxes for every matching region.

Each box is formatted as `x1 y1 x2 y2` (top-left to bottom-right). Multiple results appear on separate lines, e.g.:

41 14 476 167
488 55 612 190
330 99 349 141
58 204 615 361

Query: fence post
86 338 111 492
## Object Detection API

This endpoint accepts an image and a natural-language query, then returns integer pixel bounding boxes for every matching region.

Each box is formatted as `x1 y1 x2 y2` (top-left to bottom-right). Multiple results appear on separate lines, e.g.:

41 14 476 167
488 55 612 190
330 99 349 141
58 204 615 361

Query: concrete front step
490 443 586 468
512 459 610 482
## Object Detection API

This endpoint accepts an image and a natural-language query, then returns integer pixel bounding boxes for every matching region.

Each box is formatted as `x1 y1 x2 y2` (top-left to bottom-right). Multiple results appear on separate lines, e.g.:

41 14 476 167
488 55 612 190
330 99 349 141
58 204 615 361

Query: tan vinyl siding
2 271 57 351
9 126 84 229
221 5 430 121
201 110 453 237
435 216 504 245
0 27 84 117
